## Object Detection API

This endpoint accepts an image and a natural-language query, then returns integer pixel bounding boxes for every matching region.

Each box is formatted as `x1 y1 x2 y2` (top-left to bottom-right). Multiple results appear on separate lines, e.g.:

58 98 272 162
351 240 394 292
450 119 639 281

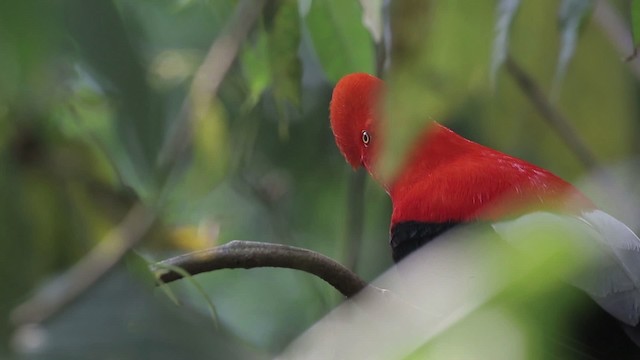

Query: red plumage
389 122 594 223
329 73 593 227
330 73 382 169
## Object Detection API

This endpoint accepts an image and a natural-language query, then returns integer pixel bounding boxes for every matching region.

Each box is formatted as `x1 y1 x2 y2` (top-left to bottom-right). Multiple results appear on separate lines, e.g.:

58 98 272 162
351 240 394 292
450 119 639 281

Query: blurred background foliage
0 0 638 358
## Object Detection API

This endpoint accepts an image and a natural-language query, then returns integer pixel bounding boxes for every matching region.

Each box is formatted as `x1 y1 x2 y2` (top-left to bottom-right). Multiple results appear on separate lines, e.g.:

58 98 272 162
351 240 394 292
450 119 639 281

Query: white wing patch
492 210 640 326
578 210 640 325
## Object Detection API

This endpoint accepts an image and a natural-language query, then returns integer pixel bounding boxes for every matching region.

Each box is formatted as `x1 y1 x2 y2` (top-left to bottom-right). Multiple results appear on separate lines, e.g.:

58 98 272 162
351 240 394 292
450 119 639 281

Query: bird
329 72 640 358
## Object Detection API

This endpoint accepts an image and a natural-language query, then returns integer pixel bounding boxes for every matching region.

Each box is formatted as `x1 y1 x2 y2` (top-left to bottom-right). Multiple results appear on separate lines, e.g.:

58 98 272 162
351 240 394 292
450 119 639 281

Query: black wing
390 221 460 262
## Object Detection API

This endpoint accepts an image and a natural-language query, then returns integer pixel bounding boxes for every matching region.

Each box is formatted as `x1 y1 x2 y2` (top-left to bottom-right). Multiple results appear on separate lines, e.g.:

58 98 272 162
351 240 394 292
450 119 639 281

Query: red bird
330 72 640 357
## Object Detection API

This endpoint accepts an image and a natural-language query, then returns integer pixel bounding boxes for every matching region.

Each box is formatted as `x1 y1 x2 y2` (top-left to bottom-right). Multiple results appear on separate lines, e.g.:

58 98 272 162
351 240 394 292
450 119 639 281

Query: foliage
0 0 638 358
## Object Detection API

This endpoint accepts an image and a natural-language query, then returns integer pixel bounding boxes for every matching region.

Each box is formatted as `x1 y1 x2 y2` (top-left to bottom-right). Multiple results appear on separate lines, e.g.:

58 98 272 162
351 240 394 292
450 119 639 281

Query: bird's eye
361 130 370 146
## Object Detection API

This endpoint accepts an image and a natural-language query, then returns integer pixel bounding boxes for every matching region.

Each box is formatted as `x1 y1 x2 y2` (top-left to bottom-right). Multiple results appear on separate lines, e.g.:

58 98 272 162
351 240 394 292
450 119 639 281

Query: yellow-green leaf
241 26 271 108
170 98 229 205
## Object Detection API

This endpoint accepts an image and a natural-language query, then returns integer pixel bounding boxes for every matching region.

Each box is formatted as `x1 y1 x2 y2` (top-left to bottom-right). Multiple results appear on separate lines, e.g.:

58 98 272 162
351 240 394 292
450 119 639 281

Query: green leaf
0 0 61 109
552 0 594 98
241 26 271 108
126 252 158 288
64 0 160 191
153 262 220 329
306 0 375 83
378 0 433 181
491 0 522 85
266 0 302 108
14 266 258 359
265 0 302 138
379 0 494 181
167 98 229 207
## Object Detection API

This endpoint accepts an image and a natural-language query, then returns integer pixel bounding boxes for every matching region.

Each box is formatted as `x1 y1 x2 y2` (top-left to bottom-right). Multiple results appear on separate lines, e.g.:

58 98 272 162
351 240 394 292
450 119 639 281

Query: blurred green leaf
265 0 302 137
306 0 375 82
0 156 47 350
0 1 61 107
181 266 334 352
167 98 229 207
265 0 302 107
241 29 271 108
154 262 219 329
553 0 594 98
125 252 158 288
491 0 521 85
14 267 262 360
380 0 493 180
0 128 136 354
406 308 529 359
64 0 161 193
378 0 432 181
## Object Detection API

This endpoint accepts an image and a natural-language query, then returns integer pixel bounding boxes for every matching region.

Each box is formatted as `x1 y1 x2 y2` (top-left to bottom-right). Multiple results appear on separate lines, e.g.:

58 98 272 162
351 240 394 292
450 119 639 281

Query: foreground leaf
491 0 522 85
553 0 594 97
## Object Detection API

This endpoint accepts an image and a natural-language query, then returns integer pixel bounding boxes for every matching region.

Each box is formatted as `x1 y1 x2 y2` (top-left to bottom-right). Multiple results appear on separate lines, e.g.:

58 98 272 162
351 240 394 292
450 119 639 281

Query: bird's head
329 73 382 170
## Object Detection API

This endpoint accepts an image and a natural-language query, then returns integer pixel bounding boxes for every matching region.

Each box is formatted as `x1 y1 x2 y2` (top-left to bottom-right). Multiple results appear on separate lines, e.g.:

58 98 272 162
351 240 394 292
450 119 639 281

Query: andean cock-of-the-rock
329 72 640 358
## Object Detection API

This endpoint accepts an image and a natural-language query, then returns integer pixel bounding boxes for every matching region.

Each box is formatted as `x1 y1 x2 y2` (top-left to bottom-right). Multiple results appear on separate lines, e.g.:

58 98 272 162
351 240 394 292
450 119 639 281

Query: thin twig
504 56 599 169
154 240 370 298
158 0 267 169
11 203 156 325
593 0 640 78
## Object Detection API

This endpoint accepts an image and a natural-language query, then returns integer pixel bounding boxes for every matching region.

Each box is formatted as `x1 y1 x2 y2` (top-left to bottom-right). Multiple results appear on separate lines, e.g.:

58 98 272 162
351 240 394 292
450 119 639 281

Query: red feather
389 122 594 224
329 73 594 226
330 73 382 169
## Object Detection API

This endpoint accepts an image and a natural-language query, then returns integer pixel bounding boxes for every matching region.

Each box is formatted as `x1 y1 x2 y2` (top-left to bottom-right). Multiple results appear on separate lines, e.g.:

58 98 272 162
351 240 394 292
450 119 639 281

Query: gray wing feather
492 210 640 326
578 210 640 325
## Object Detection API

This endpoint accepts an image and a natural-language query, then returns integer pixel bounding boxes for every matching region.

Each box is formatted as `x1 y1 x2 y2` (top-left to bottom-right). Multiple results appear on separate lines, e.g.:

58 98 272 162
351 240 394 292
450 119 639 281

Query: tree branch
12 203 156 325
504 56 599 170
154 240 370 298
